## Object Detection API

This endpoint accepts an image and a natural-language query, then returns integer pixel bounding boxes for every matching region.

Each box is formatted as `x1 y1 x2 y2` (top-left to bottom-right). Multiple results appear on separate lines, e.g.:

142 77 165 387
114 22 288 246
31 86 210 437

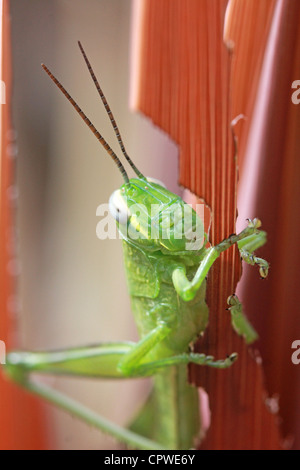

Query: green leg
23 378 165 450
172 218 268 301
6 319 225 381
237 231 267 252
4 343 134 379
113 324 236 376
126 351 238 376
117 324 171 376
4 342 168 450
239 249 269 278
237 227 269 278
227 294 258 344
4 328 235 450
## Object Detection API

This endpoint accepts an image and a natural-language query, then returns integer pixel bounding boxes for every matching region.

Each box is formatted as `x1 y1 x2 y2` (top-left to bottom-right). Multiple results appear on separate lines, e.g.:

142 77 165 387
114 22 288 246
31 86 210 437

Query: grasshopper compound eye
109 189 130 225
146 177 166 188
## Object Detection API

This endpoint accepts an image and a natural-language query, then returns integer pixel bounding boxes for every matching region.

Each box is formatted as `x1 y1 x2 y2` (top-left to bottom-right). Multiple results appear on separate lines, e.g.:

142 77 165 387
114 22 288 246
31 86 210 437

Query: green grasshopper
3 42 269 450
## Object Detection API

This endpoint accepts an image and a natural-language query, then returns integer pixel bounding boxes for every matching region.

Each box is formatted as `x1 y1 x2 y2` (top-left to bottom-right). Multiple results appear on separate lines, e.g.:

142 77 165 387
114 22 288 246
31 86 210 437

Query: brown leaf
132 0 282 449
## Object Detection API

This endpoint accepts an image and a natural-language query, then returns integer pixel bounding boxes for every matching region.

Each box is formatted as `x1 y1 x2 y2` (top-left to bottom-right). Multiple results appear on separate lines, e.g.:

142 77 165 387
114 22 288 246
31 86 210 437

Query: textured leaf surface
131 0 282 449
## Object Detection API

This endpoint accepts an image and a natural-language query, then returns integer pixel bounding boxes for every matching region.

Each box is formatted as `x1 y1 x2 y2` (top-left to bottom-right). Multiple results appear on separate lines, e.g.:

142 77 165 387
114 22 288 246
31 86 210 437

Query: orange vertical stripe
132 0 282 449
0 0 47 450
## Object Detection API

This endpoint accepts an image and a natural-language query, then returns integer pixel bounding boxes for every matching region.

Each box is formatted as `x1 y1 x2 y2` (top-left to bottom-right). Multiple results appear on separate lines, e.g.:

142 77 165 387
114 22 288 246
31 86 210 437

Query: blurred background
9 0 179 449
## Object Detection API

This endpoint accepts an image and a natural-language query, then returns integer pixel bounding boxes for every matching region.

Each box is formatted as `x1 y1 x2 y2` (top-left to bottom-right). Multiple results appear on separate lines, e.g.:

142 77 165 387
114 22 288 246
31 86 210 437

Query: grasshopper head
109 178 204 253
41 45 205 254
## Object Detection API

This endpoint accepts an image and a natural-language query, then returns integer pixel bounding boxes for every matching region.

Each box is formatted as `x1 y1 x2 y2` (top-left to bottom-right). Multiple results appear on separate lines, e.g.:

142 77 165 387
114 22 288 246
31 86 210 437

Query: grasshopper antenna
41 63 130 184
77 41 144 179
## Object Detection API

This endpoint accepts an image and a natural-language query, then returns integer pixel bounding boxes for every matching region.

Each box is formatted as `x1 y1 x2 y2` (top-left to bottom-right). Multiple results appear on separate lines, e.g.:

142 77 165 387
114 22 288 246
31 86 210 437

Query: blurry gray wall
10 0 178 449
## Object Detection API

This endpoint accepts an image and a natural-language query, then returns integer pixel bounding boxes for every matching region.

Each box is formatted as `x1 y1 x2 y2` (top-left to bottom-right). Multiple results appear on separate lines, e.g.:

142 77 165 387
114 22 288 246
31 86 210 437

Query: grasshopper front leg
117 326 238 376
172 218 269 301
227 294 258 344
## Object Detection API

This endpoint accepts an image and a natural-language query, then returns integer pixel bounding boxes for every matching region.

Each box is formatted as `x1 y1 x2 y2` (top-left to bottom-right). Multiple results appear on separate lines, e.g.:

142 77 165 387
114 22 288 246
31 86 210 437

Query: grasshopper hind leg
3 348 165 450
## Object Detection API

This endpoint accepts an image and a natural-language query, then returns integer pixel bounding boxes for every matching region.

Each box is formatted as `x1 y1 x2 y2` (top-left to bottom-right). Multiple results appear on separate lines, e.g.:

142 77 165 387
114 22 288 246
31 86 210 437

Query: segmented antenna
77 41 144 179
41 63 130 184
